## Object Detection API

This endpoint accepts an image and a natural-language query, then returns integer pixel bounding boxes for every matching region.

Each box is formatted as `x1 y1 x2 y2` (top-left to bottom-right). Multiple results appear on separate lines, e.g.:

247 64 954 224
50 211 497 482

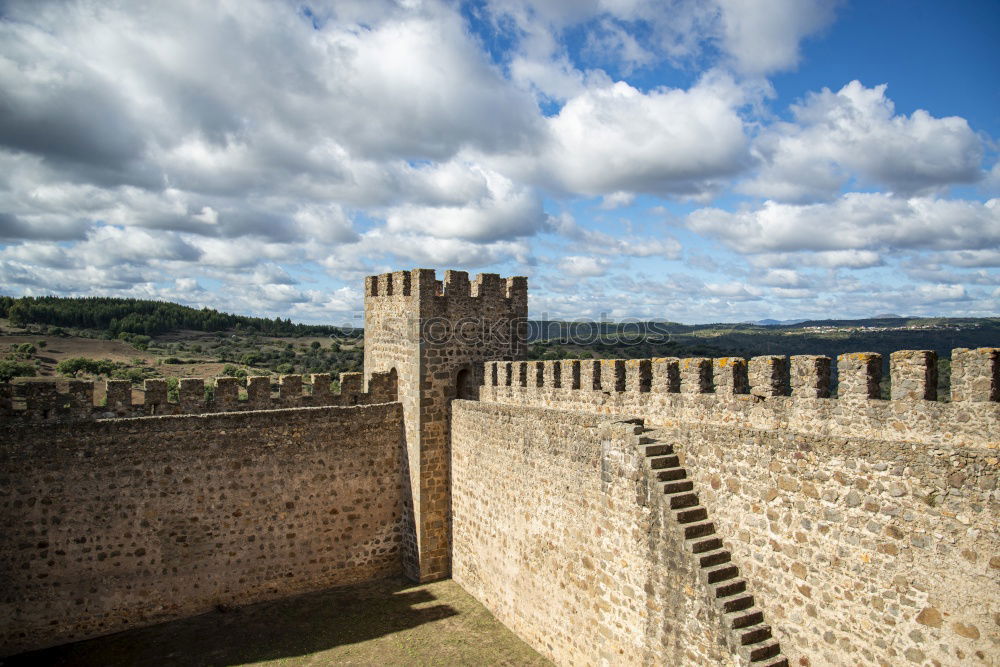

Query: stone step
741 640 781 663
698 548 731 568
702 563 739 584
634 436 786 666
647 454 680 469
721 593 755 613
656 467 687 482
725 606 764 629
660 479 693 494
666 492 699 509
675 506 708 524
687 536 723 554
715 579 747 599
683 521 715 539
639 442 673 457
760 658 789 667
738 622 773 646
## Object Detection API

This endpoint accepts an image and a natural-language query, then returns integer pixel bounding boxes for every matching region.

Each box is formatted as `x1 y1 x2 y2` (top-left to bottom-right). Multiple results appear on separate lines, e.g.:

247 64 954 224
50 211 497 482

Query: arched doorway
455 368 473 400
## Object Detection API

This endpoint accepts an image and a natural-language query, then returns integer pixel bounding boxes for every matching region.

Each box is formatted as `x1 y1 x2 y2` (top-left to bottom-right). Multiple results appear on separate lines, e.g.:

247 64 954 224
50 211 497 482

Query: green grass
5 577 549 667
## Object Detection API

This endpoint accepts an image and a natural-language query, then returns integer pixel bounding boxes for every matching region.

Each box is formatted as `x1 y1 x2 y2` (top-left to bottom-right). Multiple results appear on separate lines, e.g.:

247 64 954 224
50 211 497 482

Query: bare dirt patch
0 335 158 377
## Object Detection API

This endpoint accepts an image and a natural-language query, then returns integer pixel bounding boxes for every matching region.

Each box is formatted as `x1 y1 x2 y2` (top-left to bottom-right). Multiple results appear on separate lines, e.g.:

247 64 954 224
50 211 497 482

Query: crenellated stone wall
364 268 527 581
471 349 999 665
0 370 396 423
479 349 999 447
663 421 998 666
0 402 406 657
2 266 996 667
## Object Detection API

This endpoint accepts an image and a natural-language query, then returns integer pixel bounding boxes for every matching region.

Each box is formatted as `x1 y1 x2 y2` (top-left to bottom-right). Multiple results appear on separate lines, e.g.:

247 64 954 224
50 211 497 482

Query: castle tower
364 268 528 581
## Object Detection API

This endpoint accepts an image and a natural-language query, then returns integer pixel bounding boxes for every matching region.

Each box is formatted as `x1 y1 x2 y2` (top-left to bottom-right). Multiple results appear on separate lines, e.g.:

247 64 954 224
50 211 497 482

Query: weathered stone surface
890 349 938 401
363 268 527 582
749 355 790 397
1 371 395 421
951 347 999 402
451 402 737 666
0 403 406 656
952 622 980 639
790 355 830 398
479 350 999 667
837 352 882 399
2 270 998 667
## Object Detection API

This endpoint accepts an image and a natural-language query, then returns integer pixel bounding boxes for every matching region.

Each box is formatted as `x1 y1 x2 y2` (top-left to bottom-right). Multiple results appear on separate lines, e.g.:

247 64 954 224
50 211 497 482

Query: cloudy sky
1 0 998 325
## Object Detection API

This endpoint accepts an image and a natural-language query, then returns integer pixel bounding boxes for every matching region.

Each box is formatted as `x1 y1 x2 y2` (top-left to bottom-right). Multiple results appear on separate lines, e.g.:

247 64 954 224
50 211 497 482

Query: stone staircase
631 422 790 666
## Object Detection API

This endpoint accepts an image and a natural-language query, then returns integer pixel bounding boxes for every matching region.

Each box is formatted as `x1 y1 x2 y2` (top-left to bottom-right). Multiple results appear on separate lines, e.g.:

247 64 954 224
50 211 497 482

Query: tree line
0 295 349 337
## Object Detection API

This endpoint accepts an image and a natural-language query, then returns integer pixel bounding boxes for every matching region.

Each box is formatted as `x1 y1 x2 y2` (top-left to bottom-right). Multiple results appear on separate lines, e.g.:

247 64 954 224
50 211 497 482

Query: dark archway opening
455 368 474 400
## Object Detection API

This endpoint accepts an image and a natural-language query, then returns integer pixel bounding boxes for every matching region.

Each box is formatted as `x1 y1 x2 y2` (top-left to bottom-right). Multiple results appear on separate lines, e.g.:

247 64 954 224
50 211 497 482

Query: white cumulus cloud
688 194 1000 255
558 255 613 277
742 81 985 201
512 74 749 197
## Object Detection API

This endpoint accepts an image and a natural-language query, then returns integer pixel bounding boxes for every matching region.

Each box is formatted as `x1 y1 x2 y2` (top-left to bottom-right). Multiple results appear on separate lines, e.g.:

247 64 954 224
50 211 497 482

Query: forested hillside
526 317 1000 361
0 296 348 337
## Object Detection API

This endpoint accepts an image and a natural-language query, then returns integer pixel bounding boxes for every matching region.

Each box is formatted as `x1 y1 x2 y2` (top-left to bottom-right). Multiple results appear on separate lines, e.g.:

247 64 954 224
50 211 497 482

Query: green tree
0 360 36 381
56 357 117 377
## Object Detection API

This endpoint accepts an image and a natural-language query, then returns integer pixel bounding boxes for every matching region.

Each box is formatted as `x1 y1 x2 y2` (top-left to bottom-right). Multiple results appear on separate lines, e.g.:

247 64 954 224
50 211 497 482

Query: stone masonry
363 269 527 581
0 403 405 656
473 348 999 665
0 268 997 666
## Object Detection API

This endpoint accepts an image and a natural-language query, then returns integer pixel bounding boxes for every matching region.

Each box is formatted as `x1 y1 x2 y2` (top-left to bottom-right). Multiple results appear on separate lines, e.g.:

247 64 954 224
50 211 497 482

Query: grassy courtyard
4 577 549 666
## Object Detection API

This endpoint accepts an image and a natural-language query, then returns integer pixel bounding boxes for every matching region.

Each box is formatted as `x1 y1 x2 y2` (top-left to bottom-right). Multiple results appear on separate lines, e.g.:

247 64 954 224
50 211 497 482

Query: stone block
580 360 601 391
837 353 882 399
791 355 831 398
214 377 240 409
179 378 204 412
679 358 712 394
626 358 651 393
544 360 561 389
600 359 625 392
106 380 132 412
951 347 999 402
311 373 333 402
246 376 271 407
143 379 168 412
651 358 680 393
714 357 749 395
890 350 937 401
749 356 790 397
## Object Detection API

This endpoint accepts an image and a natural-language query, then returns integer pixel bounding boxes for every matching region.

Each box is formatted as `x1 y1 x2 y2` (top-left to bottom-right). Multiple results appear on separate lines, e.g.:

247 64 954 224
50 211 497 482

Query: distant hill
755 319 808 326
525 317 1000 363
0 295 347 337
2 295 994 361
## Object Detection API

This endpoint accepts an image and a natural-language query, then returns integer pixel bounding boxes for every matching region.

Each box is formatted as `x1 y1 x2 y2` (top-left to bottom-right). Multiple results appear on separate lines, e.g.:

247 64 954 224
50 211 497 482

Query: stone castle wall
469 350 999 665
1 264 996 666
480 350 999 447
0 369 396 424
663 421 997 666
364 268 527 581
0 402 406 657
451 401 747 665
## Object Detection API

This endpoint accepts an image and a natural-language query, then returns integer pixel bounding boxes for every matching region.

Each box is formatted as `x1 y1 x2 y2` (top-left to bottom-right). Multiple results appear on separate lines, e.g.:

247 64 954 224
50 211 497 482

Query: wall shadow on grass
5 577 459 667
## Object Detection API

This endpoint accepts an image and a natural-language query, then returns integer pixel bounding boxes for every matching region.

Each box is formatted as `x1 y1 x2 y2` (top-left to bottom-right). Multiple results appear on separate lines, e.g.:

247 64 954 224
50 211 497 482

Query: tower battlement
366 268 527 305
363 268 528 582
